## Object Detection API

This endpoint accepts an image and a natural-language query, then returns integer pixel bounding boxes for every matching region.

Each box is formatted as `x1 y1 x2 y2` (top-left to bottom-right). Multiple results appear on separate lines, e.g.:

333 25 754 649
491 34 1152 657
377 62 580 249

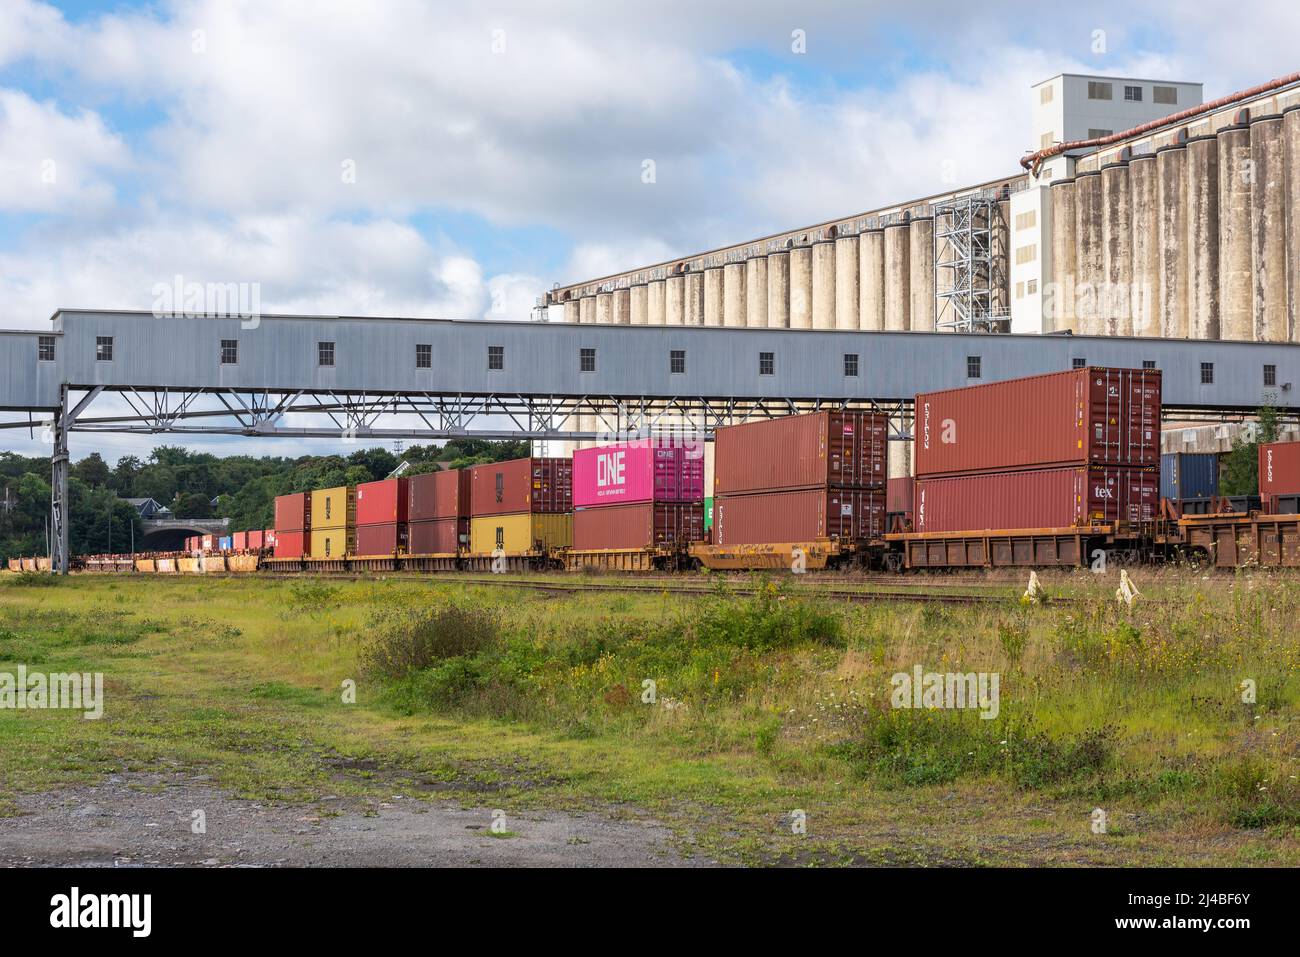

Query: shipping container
1259 440 1300 498
232 531 247 551
355 522 406 557
714 410 888 495
470 458 572 516
1160 452 1219 502
356 477 409 527
218 536 233 551
273 530 306 559
914 466 1159 533
309 526 356 560
469 512 572 554
310 485 356 530
573 502 704 550
247 529 264 550
408 468 473 522
201 535 214 551
887 476 915 514
713 488 885 545
274 493 311 532
1268 493 1300 515
915 367 1161 477
264 529 276 548
704 496 713 531
408 517 466 554
573 440 705 507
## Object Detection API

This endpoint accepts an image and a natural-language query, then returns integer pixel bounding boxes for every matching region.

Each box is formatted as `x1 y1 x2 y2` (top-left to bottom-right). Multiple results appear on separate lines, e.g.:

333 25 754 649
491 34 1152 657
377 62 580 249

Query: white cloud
0 89 129 213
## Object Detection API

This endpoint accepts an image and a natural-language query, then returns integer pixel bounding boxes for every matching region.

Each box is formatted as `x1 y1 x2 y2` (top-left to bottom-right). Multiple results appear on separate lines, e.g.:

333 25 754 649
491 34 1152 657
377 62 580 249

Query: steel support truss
934 195 1008 333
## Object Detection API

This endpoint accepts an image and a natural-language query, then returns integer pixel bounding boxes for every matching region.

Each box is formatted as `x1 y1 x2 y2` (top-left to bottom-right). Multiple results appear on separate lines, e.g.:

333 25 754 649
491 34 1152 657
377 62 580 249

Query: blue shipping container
218 535 233 551
1160 452 1219 501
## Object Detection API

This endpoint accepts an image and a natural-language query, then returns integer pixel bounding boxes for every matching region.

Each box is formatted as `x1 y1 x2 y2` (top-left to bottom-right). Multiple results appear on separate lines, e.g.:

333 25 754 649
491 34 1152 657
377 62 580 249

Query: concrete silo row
1051 107 1300 342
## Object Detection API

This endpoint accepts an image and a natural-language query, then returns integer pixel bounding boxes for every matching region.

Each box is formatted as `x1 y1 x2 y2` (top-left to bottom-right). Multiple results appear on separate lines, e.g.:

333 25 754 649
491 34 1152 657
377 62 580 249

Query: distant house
123 497 171 519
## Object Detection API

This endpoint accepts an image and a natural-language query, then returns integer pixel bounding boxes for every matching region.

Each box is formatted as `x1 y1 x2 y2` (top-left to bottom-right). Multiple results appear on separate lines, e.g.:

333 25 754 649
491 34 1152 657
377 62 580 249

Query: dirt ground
0 772 713 868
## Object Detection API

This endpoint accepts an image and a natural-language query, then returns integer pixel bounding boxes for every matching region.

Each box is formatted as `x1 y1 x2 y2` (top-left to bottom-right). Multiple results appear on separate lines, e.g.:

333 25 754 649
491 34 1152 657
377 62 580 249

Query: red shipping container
914 466 1159 533
247 530 264 550
201 535 214 551
713 488 885 545
273 530 307 558
887 476 914 514
274 493 311 532
408 518 466 554
231 531 246 551
573 502 704 550
1259 440 1300 498
356 477 409 526
573 440 705 507
915 367 1161 477
714 411 888 495
471 457 573 516
408 469 472 521
356 522 406 556
264 529 277 548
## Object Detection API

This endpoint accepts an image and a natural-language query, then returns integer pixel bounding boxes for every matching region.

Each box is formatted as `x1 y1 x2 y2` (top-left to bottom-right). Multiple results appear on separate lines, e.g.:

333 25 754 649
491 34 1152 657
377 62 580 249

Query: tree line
0 439 529 560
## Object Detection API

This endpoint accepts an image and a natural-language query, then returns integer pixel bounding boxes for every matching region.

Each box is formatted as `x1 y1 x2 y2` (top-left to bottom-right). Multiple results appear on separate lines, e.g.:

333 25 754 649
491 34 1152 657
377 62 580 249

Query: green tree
72 452 111 488
1220 405 1282 496
173 491 215 518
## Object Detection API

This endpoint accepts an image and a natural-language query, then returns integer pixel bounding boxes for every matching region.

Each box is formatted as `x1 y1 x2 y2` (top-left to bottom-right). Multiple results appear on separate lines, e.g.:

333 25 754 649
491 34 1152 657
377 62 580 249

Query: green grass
0 569 1297 864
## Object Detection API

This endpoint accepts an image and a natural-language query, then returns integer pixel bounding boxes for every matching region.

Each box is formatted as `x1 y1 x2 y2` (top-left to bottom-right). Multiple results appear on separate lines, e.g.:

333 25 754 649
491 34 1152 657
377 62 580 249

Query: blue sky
0 0 1294 462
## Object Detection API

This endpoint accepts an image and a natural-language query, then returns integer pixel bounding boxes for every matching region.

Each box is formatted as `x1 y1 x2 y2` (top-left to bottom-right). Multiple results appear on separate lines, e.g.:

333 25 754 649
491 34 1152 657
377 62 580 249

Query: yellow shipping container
469 512 571 555
310 526 356 559
310 485 356 530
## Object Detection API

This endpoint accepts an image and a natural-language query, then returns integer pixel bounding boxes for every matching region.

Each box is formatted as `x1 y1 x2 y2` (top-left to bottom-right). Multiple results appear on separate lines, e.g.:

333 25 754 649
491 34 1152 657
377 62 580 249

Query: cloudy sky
2 0 1296 462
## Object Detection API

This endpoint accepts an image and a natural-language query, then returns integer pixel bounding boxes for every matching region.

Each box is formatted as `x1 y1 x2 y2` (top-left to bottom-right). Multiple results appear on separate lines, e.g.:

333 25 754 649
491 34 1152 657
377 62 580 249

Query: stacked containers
273 492 310 558
355 477 409 556
912 367 1162 533
572 440 705 550
1160 452 1219 503
408 469 472 554
1259 440 1300 514
712 411 888 545
469 457 573 554
309 485 355 559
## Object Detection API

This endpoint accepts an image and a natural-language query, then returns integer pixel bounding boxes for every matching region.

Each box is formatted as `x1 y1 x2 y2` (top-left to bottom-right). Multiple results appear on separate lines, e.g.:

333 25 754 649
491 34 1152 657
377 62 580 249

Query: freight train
13 367 1300 577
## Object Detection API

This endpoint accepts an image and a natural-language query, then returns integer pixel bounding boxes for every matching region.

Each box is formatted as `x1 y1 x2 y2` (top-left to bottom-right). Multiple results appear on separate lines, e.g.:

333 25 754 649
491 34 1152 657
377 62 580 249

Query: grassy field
1 568 1297 866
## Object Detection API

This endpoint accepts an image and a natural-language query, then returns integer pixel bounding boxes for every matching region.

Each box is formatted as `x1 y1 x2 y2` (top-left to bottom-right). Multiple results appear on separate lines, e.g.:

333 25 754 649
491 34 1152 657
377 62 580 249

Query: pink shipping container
573 502 705 550
273 530 307 559
915 367 1161 477
232 531 247 551
573 440 705 508
1259 441 1300 498
247 529 265 550
356 522 406 556
713 488 885 545
408 517 466 554
356 477 409 526
471 457 572 516
274 493 311 532
913 466 1159 533
714 411 888 495
409 469 473 522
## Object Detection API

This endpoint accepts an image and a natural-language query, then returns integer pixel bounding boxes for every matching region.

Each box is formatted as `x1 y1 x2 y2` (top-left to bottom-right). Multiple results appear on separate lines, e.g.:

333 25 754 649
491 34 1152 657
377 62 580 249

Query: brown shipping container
355 522 406 556
408 469 473 522
573 502 705 551
914 466 1159 533
1259 440 1300 498
713 488 885 545
356 478 409 526
274 492 311 532
887 476 914 514
471 457 573 516
714 411 888 495
914 367 1161 477
409 517 466 554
